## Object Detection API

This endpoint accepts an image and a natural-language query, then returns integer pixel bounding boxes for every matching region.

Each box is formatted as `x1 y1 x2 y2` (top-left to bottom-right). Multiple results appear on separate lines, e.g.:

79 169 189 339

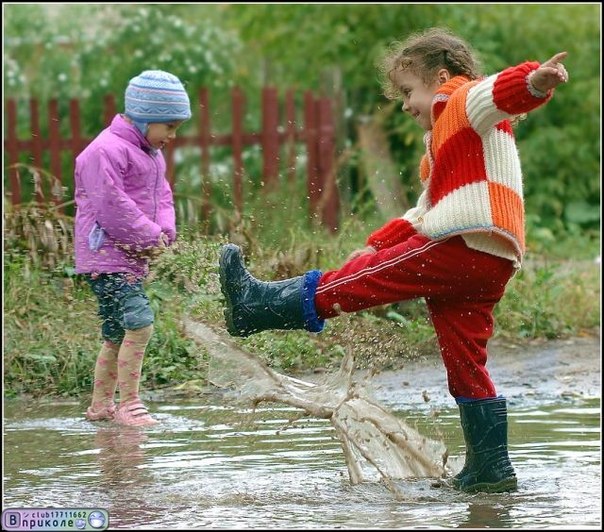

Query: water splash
183 318 450 498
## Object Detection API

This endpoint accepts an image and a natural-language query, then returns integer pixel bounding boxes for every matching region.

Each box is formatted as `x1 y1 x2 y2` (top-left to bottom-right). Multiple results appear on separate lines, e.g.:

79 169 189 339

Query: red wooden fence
4 86 340 231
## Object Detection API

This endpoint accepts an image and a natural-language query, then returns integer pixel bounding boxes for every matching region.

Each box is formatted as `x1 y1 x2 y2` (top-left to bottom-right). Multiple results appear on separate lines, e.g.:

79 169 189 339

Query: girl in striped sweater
219 28 568 493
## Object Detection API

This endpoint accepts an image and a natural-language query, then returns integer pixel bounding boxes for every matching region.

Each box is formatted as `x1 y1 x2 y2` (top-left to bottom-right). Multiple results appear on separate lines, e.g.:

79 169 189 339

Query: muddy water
3 391 600 529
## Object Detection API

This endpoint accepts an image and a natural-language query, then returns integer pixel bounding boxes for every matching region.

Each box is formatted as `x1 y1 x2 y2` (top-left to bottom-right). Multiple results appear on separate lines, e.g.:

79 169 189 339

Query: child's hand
142 232 169 259
159 232 170 248
529 52 569 93
346 245 377 262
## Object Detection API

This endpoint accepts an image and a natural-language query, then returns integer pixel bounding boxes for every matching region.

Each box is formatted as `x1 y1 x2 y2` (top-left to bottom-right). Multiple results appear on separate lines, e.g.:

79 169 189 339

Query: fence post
317 97 339 232
47 99 63 209
285 89 297 183
67 99 83 210
165 140 175 187
304 91 320 223
262 86 279 189
103 94 116 127
30 99 43 166
198 87 212 222
231 86 244 215
69 99 83 165
30 99 44 203
4 98 21 205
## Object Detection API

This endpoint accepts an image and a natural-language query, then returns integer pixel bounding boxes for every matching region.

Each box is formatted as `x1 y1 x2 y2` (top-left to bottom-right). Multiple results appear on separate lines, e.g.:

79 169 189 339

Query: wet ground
368 335 601 409
2 335 601 530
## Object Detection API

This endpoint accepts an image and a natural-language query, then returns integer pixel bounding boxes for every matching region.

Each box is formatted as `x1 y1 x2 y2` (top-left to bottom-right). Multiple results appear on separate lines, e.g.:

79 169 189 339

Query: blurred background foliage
3 3 600 238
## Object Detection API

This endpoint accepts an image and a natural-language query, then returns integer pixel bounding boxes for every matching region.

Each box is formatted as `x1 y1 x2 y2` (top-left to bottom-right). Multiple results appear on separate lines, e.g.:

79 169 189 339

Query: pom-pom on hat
125 70 191 135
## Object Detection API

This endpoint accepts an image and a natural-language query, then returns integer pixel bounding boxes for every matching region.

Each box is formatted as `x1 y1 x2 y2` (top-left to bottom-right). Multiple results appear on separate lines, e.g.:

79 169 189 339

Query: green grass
3 204 600 399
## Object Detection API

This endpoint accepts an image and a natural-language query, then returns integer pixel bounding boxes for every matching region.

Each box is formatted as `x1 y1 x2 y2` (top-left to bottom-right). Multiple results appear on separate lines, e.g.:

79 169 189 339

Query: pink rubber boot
114 399 159 427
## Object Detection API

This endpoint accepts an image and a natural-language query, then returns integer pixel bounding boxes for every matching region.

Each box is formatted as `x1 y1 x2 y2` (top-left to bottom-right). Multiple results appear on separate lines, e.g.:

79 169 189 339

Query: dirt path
359 335 601 408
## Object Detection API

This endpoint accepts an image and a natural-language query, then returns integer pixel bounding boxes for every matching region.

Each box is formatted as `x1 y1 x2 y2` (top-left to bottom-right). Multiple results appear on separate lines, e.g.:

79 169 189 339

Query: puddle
3 393 600 529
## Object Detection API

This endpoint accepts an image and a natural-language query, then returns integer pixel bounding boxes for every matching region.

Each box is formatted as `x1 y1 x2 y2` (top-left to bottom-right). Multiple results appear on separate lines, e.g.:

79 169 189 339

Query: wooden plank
30 99 44 202
4 99 21 204
69 99 83 162
199 88 212 221
285 89 296 183
304 91 319 220
103 94 116 127
262 86 279 189
47 99 62 207
231 86 244 214
317 98 339 232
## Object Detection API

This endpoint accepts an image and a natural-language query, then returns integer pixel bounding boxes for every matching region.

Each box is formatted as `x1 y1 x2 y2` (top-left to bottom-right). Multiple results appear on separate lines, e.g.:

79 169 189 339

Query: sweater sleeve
465 61 554 135
492 61 554 114
366 189 433 250
366 218 418 250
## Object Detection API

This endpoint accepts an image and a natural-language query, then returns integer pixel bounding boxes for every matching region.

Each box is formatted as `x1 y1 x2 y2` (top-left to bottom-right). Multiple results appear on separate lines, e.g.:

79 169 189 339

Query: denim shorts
85 273 154 344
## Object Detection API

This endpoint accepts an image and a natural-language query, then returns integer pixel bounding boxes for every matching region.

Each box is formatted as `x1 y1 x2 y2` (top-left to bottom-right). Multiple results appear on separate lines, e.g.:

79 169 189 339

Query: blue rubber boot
219 244 324 337
452 396 518 493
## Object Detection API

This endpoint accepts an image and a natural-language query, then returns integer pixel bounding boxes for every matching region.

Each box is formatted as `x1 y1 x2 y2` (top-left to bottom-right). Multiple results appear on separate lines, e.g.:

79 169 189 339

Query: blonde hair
379 27 482 100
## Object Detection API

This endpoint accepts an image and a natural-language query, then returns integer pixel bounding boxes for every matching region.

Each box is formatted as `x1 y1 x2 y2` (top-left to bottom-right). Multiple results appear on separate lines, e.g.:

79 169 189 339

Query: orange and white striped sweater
367 61 553 267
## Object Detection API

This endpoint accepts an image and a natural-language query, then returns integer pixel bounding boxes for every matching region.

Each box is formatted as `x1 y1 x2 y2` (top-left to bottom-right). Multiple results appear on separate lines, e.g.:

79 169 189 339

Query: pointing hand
529 52 569 93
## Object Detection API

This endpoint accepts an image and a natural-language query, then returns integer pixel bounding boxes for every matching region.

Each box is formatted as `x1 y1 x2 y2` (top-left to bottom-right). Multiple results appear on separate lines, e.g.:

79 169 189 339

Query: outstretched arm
464 52 569 134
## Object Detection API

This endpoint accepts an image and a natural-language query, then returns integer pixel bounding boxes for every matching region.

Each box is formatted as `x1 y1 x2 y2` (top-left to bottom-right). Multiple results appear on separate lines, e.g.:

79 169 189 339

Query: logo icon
2 511 21 529
88 511 107 529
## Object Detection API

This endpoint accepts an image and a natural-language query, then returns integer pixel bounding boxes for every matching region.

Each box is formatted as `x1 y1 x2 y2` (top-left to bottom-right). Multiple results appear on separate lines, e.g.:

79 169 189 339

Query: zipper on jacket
152 154 160 222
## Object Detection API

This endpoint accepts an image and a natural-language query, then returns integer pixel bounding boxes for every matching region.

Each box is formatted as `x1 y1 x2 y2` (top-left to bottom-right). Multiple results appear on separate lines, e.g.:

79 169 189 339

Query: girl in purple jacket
75 70 191 426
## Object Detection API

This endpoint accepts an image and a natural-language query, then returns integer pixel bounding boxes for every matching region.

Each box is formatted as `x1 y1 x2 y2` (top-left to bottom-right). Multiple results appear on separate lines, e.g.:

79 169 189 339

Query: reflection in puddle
3 396 601 528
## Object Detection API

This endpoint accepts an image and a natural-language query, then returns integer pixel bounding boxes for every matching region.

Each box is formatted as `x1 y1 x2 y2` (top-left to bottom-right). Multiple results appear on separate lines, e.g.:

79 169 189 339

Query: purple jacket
74 114 176 277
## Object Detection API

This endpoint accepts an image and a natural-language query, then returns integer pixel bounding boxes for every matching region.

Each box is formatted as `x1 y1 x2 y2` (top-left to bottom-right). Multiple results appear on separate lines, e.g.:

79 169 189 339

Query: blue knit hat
124 70 191 135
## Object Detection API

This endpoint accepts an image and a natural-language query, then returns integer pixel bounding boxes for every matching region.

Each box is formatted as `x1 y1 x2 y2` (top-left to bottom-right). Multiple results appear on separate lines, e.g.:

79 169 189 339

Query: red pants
314 235 515 399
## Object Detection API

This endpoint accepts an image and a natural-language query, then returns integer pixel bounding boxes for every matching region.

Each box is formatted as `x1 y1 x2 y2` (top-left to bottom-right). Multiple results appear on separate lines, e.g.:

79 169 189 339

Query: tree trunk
356 109 408 217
